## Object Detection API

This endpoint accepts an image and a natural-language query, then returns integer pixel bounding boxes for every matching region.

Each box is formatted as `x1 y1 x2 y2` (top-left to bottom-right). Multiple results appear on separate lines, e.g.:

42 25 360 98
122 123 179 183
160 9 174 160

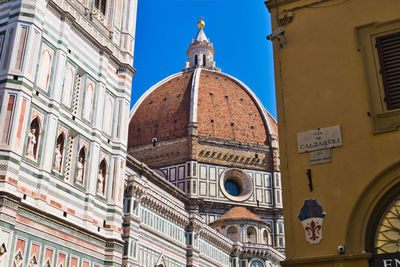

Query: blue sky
131 0 277 119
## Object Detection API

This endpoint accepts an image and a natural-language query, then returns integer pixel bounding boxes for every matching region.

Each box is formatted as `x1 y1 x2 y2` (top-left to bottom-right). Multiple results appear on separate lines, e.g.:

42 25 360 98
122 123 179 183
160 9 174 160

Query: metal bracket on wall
307 169 313 192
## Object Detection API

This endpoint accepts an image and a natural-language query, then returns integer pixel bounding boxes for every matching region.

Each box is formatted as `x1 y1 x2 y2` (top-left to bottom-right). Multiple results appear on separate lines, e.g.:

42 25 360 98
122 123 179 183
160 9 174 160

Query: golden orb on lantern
198 17 205 29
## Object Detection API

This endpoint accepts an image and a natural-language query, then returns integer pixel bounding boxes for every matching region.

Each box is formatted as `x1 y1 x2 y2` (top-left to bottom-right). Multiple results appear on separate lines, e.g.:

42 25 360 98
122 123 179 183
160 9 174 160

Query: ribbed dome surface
197 70 268 144
128 72 193 147
128 69 272 148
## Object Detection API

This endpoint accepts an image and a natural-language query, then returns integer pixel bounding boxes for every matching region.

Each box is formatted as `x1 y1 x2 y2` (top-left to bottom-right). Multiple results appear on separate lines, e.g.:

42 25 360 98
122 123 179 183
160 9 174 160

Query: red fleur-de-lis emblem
305 220 321 241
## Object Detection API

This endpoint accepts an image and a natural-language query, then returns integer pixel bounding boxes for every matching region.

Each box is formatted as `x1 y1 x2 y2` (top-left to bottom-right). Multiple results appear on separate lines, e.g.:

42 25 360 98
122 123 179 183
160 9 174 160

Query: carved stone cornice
48 0 134 71
240 243 285 263
198 149 268 168
128 174 189 227
126 155 188 202
192 215 233 253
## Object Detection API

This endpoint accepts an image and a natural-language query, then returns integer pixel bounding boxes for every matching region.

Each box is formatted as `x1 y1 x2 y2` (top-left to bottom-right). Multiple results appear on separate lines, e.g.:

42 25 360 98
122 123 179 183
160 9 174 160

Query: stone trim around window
356 19 400 134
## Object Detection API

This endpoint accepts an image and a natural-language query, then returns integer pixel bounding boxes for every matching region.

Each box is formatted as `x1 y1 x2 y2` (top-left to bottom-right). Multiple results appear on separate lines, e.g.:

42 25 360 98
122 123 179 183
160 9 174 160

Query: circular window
224 180 241 196
219 169 253 201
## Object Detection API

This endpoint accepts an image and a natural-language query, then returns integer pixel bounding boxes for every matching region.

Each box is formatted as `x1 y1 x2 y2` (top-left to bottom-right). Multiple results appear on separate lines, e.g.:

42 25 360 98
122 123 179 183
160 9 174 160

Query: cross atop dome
183 18 221 72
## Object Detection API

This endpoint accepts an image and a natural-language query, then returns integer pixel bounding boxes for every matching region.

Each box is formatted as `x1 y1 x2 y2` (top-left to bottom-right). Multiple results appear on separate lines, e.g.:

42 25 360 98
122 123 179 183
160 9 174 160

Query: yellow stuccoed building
265 0 400 266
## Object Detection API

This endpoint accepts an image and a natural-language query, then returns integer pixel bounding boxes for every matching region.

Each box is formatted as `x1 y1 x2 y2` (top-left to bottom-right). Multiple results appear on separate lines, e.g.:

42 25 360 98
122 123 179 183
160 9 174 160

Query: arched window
26 118 40 159
203 54 206 67
247 226 257 243
263 229 270 244
194 55 198 66
53 133 65 172
76 147 86 184
227 226 239 241
97 159 107 195
94 0 107 15
250 260 264 267
374 193 400 254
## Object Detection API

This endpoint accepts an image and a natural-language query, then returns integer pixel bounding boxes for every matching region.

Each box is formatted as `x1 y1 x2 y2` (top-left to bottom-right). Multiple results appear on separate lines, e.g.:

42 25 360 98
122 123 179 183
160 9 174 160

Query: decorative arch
61 63 75 107
76 147 87 184
97 158 107 195
227 226 239 241
249 259 265 267
246 226 257 243
0 242 7 264
37 46 53 91
263 229 271 245
53 133 65 172
373 190 400 254
83 82 94 121
103 94 114 135
26 117 41 159
346 160 400 254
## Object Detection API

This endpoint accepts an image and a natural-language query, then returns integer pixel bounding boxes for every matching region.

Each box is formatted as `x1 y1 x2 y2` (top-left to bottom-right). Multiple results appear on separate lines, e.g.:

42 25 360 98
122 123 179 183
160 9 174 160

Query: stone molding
129 174 189 227
264 0 301 10
242 243 285 263
48 0 134 69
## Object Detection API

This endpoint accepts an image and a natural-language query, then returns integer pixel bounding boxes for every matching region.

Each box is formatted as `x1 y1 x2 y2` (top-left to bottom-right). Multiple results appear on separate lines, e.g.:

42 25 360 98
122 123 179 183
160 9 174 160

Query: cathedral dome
127 19 278 170
128 68 275 148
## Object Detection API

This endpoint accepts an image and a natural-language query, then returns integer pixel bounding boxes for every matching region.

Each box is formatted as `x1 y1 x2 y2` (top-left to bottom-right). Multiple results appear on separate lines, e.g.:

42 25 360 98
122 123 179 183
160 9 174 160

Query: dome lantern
184 18 220 72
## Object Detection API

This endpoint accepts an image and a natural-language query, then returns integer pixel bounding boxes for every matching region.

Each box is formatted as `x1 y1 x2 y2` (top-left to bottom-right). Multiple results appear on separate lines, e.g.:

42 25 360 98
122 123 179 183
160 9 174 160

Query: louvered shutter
376 32 400 110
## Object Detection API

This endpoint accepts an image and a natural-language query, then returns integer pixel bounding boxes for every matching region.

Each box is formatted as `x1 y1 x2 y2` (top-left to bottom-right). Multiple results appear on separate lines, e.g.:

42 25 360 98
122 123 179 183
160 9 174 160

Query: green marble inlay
0 155 20 165
9 12 35 19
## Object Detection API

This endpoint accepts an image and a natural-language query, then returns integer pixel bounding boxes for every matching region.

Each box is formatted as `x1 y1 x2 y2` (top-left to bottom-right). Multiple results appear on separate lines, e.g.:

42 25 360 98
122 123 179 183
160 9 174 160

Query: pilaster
87 142 100 195
94 84 106 130
49 50 67 102
40 114 58 172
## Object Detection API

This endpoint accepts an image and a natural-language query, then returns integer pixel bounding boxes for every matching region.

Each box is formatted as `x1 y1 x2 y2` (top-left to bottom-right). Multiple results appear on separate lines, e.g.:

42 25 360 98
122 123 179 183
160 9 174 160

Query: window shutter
376 32 400 110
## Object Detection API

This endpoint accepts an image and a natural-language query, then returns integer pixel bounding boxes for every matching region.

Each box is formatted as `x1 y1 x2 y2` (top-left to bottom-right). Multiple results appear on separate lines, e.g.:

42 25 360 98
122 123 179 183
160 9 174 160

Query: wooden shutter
376 32 400 110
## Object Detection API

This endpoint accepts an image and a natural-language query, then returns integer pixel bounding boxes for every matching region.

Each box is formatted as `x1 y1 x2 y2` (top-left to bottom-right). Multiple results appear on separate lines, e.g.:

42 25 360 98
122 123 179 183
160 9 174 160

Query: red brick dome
128 69 276 149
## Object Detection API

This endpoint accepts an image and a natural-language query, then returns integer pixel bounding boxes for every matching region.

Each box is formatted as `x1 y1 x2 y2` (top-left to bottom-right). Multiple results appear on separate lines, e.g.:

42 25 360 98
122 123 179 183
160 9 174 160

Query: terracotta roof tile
128 72 193 147
197 70 268 144
216 206 262 222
